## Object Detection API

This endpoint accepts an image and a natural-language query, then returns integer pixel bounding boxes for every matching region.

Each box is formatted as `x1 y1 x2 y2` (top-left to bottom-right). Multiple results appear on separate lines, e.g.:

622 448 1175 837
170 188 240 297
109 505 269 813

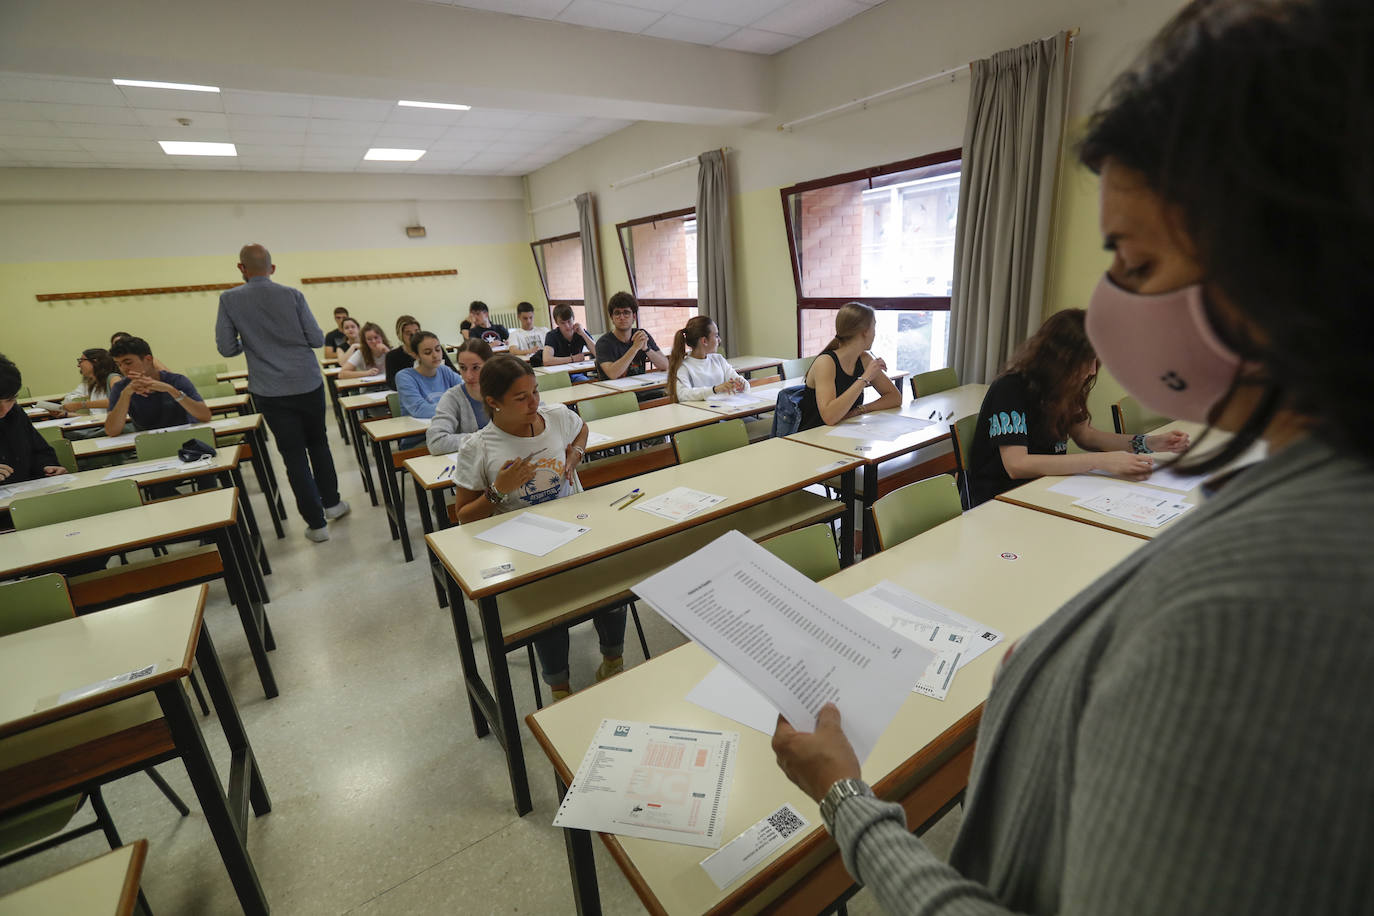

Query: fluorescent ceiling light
398 100 471 111
114 78 220 93
365 148 426 161
158 140 237 156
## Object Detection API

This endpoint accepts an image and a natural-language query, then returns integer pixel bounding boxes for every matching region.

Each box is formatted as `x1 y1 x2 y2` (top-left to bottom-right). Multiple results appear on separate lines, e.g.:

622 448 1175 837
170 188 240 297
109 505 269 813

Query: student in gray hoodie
426 339 492 455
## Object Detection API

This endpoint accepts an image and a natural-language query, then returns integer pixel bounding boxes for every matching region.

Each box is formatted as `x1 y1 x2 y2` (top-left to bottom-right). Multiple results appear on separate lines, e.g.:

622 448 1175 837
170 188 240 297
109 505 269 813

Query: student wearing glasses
62 349 123 416
595 291 669 381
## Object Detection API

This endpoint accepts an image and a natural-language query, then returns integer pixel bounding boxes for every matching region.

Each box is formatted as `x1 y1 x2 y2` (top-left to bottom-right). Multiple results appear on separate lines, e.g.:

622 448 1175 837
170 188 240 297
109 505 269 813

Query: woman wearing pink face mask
771 3 1374 914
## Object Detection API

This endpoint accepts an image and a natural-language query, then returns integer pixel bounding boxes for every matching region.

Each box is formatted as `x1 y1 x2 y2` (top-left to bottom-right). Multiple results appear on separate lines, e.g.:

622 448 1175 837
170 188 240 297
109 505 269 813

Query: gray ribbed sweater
833 435 1374 914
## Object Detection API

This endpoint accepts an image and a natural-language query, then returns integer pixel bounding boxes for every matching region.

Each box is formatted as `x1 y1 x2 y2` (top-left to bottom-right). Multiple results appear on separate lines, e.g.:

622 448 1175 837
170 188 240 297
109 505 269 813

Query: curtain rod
777 27 1078 132
527 194 578 215
609 148 730 190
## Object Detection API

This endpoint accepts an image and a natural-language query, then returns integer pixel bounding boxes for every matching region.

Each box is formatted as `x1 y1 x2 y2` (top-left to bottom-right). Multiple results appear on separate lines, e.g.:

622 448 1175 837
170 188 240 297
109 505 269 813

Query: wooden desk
687 370 912 423
529 500 1145 915
230 378 249 393
205 393 253 416
534 358 598 377
331 371 387 445
727 355 784 378
340 388 396 506
539 382 624 408
0 841 147 916
215 369 249 382
31 413 106 435
0 587 272 915
787 383 988 556
17 392 67 409
596 370 669 393
0 489 279 699
70 415 287 540
426 437 862 815
362 415 431 563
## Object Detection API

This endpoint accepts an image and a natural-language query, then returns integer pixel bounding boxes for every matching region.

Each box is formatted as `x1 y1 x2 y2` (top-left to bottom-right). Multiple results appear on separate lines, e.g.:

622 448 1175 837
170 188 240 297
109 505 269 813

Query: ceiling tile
749 0 869 38
713 26 798 53
307 118 379 137
372 122 447 141
0 120 66 138
453 109 529 129
116 85 226 112
227 114 312 133
671 0 790 27
384 106 470 126
310 97 393 121
221 90 314 117
368 136 437 151
0 75 126 106
53 122 154 140
556 0 664 34
0 101 47 120
134 109 229 130
33 103 142 125
227 128 308 146
15 148 97 161
435 128 507 145
0 135 84 151
442 0 573 18
642 14 738 44
75 138 161 154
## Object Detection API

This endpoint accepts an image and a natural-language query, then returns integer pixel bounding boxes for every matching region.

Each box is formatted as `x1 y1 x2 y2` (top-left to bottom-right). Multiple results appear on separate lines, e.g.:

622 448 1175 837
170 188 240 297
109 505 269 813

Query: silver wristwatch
485 484 506 505
819 777 873 827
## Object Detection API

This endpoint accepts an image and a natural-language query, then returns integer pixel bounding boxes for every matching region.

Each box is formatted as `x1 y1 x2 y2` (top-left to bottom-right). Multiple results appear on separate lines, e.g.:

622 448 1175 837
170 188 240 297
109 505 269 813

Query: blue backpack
771 385 806 437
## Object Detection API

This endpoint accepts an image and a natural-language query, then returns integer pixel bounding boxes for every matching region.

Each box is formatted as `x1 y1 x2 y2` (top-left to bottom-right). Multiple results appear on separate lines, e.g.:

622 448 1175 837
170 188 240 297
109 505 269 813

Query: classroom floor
0 431 962 915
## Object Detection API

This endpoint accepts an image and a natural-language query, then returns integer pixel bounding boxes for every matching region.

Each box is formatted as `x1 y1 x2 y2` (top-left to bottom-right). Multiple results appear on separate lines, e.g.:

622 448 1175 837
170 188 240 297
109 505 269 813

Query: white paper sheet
704 393 770 409
101 458 190 480
700 803 811 890
542 359 596 374
473 511 590 557
844 582 1003 669
632 487 726 522
685 664 780 736
1047 475 1114 499
600 372 667 390
585 431 614 449
825 413 934 442
32 416 96 430
553 719 738 849
0 478 72 501
1074 487 1194 528
634 531 935 762
54 663 157 706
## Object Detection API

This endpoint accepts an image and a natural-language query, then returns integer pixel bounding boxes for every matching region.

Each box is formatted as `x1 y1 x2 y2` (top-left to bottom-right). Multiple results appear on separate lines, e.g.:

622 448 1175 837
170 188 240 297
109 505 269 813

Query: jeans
256 385 340 530
533 607 627 686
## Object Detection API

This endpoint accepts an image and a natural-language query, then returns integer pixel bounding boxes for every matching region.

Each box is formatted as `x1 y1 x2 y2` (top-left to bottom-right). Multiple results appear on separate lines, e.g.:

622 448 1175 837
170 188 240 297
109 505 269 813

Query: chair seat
68 545 222 610
494 491 844 647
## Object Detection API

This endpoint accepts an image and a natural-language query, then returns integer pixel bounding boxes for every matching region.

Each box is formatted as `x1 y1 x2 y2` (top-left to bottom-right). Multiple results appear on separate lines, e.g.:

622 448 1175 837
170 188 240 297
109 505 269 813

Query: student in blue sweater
396 331 461 419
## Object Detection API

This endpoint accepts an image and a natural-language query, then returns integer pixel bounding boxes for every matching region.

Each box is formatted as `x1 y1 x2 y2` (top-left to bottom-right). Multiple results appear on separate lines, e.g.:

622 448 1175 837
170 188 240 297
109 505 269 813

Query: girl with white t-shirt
666 316 746 402
452 356 624 700
62 348 122 416
337 322 390 378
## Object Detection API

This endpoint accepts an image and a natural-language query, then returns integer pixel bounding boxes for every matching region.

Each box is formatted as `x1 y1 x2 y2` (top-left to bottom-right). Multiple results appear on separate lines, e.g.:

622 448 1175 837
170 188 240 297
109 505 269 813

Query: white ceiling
0 73 634 174
432 0 884 54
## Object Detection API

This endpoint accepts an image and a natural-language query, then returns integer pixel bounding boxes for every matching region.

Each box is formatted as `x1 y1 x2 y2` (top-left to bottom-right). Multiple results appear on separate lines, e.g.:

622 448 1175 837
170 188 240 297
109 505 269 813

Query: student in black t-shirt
539 304 598 375
0 353 67 484
799 301 902 429
459 301 509 346
595 291 669 380
967 309 1190 507
323 307 352 359
105 337 212 437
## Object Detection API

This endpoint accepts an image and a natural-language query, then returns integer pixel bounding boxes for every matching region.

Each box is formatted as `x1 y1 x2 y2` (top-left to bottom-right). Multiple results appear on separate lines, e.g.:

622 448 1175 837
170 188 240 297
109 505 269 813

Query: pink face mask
1085 275 1242 424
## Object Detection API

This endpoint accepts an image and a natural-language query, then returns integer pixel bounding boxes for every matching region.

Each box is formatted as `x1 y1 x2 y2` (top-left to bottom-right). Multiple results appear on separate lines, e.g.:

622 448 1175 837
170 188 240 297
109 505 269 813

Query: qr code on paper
766 805 805 839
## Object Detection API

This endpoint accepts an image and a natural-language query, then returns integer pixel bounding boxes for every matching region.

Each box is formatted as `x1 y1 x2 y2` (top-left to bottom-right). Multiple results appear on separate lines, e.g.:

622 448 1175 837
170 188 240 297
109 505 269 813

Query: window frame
780 147 962 354
615 206 698 311
529 231 585 321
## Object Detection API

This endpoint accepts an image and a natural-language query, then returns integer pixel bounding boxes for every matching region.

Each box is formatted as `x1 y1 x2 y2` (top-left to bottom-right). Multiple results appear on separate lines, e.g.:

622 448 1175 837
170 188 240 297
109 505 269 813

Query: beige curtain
575 192 606 335
695 150 737 356
949 32 1071 382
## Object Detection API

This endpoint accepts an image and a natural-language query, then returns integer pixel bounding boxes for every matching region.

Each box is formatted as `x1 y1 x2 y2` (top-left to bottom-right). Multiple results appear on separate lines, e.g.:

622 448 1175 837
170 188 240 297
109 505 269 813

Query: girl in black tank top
799 349 867 429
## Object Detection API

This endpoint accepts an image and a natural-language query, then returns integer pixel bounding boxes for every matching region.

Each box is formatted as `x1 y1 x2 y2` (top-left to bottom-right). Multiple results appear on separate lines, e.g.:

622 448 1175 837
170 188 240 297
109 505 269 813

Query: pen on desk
618 491 645 511
609 487 640 507
928 410 938 419
945 411 954 420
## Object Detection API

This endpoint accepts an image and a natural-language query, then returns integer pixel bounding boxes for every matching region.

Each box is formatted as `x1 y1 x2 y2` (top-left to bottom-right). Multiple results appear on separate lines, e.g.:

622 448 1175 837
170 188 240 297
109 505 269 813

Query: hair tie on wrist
1131 433 1151 454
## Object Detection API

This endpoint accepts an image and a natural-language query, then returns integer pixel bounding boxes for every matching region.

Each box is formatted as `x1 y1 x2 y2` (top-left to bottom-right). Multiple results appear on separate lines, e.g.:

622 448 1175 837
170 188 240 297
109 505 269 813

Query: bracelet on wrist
485 484 505 505
571 445 585 458
1131 433 1151 454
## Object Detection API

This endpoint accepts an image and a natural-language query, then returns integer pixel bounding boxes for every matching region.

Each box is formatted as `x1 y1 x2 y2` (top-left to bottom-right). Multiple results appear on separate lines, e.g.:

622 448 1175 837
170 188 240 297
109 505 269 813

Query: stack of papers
473 512 590 557
825 413 933 442
0 477 73 501
631 487 725 522
704 393 770 409
600 372 667 391
1073 487 1194 528
553 719 738 849
584 430 614 449
102 458 191 480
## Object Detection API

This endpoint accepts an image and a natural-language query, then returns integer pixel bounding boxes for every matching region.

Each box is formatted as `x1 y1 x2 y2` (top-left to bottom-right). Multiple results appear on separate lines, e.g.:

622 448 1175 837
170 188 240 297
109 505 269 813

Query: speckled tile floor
0 432 961 914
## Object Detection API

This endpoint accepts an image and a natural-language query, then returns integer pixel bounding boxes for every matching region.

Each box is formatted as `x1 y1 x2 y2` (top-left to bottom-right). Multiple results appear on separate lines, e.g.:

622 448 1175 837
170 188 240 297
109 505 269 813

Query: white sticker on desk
480 563 515 579
49 663 158 708
815 459 850 473
700 803 812 890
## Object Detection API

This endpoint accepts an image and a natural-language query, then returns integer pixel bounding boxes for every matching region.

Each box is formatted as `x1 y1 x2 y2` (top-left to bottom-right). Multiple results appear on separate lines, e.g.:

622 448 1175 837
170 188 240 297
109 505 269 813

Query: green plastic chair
1111 396 1169 435
578 392 638 422
673 419 748 464
539 371 572 391
199 381 237 399
134 425 214 462
871 475 963 551
387 392 404 418
16 386 30 399
910 367 958 399
760 524 841 582
10 480 141 530
182 366 220 387
38 424 65 445
950 414 978 508
781 356 814 381
50 437 79 474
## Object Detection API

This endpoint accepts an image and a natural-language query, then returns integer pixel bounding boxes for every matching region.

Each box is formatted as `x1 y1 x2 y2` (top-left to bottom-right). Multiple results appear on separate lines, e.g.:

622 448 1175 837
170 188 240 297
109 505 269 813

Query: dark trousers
256 385 339 530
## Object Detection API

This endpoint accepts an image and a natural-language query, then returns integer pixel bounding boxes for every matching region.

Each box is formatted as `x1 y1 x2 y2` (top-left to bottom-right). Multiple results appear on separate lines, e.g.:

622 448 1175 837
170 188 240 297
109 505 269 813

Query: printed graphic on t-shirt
474 327 504 345
518 456 569 505
988 410 1027 438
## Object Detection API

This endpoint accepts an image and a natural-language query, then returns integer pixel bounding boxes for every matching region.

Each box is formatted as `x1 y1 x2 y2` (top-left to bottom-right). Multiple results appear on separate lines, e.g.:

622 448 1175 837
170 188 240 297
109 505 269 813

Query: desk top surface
70 415 261 458
362 415 430 442
0 448 242 511
334 375 389 392
0 842 147 916
584 402 718 454
528 500 1144 915
538 382 621 406
725 355 784 374
786 383 987 465
340 389 396 410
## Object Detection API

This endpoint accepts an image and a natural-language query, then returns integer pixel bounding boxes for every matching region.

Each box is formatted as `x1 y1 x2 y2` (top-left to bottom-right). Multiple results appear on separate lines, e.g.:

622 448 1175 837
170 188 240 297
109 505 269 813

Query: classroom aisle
0 432 959 914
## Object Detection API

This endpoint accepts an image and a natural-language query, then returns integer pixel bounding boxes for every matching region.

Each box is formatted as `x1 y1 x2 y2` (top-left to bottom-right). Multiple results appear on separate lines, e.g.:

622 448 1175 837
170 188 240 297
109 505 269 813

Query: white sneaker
323 500 351 521
305 523 330 543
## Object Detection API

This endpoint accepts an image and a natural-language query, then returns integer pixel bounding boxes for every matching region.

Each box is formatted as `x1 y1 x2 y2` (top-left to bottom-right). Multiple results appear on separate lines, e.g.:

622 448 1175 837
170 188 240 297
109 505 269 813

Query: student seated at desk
460 300 509 346
337 322 390 379
385 315 455 387
396 332 461 419
332 316 362 365
507 301 549 358
62 348 122 417
540 304 597 376
666 316 745 402
323 307 352 360
799 301 901 429
596 291 669 385
452 356 618 701
966 309 1189 507
0 352 68 483
427 339 491 455
105 336 211 436
110 331 170 374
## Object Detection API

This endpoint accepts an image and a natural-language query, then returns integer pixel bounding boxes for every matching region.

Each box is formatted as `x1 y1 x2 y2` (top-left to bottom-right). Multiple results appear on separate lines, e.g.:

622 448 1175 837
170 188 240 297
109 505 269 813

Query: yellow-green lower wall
2 242 543 396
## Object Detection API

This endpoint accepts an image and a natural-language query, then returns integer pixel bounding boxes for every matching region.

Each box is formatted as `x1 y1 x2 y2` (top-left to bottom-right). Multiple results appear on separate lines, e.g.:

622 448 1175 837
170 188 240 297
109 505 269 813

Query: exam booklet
553 719 738 849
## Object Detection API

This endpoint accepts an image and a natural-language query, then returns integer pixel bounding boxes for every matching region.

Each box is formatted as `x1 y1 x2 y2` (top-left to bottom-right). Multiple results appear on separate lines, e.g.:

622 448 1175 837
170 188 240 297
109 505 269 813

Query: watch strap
819 777 874 827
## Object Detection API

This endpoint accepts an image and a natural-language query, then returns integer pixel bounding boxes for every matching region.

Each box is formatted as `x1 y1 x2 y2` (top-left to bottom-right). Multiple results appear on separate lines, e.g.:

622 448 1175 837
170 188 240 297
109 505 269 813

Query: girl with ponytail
666 316 746 402
798 302 901 428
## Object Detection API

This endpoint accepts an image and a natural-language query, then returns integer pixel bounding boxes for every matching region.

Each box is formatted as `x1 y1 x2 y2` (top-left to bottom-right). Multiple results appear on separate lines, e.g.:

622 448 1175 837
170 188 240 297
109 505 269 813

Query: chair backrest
673 419 748 464
1112 396 1169 436
760 524 840 582
134 425 215 461
871 475 963 551
0 574 74 635
10 479 142 530
949 414 978 507
16 386 30 399
38 424 65 445
387 392 403 418
199 381 237 399
578 391 638 422
780 356 814 381
910 367 959 399
539 371 572 391
182 366 220 387
50 437 79 474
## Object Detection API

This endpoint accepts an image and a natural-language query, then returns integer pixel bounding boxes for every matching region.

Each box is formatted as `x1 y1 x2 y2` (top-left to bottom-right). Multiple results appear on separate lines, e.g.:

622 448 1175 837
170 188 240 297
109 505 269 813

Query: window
781 149 960 375
530 232 586 327
616 208 698 349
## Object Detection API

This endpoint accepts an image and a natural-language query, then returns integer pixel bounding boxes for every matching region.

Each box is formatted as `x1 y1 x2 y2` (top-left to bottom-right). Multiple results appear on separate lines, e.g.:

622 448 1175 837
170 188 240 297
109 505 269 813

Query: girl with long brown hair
337 321 391 378
799 301 902 428
62 347 122 416
965 308 1187 506
666 316 745 401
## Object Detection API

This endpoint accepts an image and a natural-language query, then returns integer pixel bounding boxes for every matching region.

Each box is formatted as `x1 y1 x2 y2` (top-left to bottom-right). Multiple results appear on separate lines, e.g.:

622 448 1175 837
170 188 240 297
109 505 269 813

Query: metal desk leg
432 489 452 530
861 463 879 559
214 527 278 699
328 376 347 444
839 469 856 567
245 433 286 540
194 624 272 818
350 410 378 506
415 479 448 608
477 594 532 816
226 467 271 576
558 774 603 916
251 425 285 519
370 438 400 538
441 566 490 740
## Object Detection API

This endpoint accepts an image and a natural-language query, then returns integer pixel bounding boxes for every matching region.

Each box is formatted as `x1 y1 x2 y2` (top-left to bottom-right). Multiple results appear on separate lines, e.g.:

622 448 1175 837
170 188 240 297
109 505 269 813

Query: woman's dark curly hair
1002 309 1096 443
1080 0 1373 470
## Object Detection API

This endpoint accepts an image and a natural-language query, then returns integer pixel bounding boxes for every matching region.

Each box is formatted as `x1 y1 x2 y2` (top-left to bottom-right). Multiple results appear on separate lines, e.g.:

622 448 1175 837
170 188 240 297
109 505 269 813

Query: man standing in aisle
216 243 350 542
